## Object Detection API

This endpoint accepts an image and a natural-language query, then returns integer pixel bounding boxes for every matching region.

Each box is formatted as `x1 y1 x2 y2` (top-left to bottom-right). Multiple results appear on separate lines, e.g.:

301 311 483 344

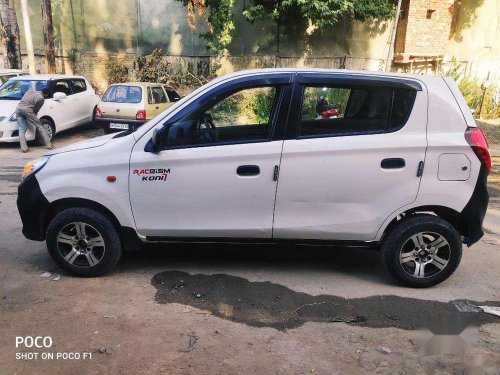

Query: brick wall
396 0 455 55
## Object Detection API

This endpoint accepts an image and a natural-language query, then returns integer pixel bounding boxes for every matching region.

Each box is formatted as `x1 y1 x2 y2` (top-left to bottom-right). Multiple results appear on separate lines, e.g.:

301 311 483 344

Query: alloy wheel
399 231 450 278
56 222 106 268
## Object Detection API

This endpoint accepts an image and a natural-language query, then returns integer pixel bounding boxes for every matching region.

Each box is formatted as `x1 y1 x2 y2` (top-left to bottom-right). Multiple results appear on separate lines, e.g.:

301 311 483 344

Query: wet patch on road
152 271 499 331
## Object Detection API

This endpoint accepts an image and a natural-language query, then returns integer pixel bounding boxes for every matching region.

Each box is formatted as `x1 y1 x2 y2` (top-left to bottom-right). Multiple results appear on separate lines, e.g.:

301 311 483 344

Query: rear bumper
17 175 49 241
95 117 146 133
461 165 489 246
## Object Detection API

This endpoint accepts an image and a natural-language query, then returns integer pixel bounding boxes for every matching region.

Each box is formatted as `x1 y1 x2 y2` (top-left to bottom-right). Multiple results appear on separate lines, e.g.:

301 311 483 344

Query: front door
129 74 293 238
273 73 428 241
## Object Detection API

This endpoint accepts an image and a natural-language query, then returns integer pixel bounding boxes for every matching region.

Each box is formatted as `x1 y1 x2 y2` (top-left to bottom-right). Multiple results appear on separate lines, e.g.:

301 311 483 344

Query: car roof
213 68 445 84
8 74 87 81
0 69 29 74
108 82 166 87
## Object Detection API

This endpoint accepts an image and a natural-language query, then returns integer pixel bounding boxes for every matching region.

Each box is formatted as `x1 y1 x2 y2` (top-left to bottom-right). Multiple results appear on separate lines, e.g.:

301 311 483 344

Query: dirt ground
0 126 499 374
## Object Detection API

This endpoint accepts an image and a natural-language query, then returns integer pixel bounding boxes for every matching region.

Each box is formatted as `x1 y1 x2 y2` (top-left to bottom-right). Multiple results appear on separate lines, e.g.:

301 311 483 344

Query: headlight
9 112 17 122
22 156 50 180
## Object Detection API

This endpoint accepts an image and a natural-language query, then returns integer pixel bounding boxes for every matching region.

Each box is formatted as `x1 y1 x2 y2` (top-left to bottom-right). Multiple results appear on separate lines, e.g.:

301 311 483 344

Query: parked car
17 69 490 287
95 82 181 133
0 75 99 144
0 69 29 85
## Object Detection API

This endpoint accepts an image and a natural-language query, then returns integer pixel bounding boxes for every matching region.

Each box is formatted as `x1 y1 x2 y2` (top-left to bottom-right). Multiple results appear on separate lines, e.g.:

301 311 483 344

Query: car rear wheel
381 215 462 288
46 207 122 277
35 118 55 145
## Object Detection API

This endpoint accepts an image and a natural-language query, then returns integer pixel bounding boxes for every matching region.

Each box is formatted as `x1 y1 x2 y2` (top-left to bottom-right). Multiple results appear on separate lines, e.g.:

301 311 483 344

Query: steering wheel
202 113 217 142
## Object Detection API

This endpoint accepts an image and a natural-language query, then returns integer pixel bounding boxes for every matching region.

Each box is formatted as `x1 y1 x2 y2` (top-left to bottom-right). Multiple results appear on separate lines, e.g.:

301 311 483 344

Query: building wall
396 0 455 55
1 0 499 83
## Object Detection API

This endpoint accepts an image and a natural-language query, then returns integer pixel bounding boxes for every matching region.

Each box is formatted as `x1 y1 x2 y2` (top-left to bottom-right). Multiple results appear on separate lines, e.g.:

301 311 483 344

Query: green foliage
302 87 350 120
176 0 235 54
177 0 397 54
458 78 500 120
211 87 276 126
243 0 396 26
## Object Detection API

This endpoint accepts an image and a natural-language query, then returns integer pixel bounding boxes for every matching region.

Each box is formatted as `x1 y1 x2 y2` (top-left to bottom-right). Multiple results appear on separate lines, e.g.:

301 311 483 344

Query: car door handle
237 165 260 176
381 158 406 169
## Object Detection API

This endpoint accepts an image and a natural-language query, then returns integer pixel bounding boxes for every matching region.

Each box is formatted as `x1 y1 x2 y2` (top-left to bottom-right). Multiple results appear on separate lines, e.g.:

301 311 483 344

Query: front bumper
17 175 49 241
95 117 146 133
461 165 489 246
0 121 20 142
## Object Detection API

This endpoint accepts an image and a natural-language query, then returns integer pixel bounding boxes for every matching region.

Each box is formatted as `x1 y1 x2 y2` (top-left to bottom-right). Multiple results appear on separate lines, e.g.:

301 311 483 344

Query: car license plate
109 123 129 130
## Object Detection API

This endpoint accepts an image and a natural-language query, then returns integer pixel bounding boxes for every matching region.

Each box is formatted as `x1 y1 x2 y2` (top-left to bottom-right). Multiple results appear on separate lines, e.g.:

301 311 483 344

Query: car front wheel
35 118 55 145
382 215 462 288
46 207 122 277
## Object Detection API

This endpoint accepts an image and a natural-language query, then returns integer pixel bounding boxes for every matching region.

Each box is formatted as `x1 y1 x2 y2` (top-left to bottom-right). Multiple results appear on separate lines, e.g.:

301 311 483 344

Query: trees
0 0 22 69
176 0 397 54
41 0 56 73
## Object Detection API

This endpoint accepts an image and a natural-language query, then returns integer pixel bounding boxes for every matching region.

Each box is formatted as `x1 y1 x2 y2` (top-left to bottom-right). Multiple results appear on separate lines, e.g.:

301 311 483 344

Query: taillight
465 127 491 174
136 109 146 120
95 106 103 118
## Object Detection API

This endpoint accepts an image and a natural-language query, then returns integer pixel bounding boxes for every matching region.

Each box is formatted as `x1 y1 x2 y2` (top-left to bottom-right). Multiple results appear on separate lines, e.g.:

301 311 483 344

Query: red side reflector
136 109 146 120
465 127 491 174
107 176 116 182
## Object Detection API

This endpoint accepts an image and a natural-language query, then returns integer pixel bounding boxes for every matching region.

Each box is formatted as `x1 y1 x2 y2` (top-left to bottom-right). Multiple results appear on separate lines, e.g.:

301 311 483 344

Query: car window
70 79 87 94
0 80 49 100
53 81 72 96
163 86 277 148
102 85 143 104
165 89 181 102
299 85 415 137
148 86 167 104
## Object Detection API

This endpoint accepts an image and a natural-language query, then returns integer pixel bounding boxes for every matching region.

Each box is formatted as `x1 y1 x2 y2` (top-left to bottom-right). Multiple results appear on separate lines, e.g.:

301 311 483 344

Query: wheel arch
39 115 56 131
43 197 142 251
45 197 120 230
379 205 469 243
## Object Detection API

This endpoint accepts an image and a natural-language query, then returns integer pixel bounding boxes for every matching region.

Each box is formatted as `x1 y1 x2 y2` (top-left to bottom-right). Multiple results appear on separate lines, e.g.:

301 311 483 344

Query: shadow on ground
118 242 391 285
152 270 499 331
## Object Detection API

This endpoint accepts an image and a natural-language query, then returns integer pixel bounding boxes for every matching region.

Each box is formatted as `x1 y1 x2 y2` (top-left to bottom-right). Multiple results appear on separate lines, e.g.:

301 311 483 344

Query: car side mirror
147 124 172 154
53 92 67 101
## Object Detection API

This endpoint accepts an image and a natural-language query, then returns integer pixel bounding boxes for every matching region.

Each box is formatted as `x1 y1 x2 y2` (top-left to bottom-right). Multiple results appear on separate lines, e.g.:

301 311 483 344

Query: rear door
146 85 170 118
69 78 94 124
273 73 427 241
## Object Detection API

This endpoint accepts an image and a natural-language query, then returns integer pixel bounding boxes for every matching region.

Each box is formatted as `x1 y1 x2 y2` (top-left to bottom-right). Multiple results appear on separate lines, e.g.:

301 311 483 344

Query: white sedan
0 75 99 144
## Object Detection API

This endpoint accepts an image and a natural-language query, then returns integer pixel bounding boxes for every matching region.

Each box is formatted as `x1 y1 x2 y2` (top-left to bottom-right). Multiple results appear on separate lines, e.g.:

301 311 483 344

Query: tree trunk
0 0 22 69
41 0 56 73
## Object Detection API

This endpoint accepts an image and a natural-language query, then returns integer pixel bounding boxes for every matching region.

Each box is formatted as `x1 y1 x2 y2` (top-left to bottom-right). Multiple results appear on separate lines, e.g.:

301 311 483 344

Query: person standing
16 83 53 153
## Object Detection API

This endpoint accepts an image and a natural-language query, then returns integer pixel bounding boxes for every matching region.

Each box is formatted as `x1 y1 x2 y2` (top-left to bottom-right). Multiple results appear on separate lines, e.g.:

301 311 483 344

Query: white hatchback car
0 75 99 144
17 69 490 287
0 69 29 85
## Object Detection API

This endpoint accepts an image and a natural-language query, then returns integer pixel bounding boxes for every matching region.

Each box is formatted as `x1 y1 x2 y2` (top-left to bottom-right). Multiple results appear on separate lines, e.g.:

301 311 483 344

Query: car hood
46 133 117 155
0 100 19 119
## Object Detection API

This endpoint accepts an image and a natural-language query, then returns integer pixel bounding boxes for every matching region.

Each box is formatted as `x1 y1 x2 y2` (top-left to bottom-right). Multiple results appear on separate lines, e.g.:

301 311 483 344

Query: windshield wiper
0 96 20 100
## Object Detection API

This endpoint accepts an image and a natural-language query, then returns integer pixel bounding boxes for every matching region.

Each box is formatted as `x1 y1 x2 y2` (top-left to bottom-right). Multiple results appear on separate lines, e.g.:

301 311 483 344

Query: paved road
0 126 498 374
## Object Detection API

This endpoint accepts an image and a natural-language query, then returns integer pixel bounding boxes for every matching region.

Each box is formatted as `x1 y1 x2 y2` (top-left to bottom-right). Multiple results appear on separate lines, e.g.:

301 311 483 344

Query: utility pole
20 0 36 74
385 0 402 72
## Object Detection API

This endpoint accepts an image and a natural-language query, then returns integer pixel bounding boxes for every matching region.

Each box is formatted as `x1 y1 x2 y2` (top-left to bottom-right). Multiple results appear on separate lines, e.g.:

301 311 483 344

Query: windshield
102 85 142 103
0 80 49 100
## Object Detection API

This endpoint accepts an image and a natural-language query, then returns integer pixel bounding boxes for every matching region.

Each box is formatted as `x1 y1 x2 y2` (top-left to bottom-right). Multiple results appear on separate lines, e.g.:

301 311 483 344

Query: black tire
35 118 55 145
46 207 122 277
381 215 462 288
89 106 98 129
